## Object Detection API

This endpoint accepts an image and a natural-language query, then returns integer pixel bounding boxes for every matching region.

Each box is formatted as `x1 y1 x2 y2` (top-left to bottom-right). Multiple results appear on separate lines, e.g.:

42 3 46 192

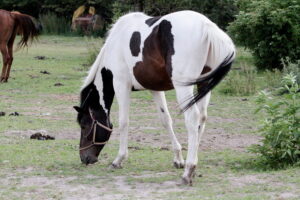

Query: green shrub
228 0 300 70
283 59 300 84
251 73 300 168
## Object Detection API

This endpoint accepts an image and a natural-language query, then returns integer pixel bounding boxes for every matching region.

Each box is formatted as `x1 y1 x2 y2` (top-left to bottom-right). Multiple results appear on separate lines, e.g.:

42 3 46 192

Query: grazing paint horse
74 10 235 185
0 9 39 82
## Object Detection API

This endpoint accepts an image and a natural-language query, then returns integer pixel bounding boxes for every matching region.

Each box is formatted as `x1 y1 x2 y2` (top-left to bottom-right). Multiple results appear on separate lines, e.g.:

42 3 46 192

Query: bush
283 59 300 85
228 0 300 70
251 73 300 168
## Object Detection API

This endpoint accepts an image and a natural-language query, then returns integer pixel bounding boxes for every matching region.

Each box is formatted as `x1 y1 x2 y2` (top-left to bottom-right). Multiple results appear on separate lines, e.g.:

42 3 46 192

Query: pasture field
0 36 299 200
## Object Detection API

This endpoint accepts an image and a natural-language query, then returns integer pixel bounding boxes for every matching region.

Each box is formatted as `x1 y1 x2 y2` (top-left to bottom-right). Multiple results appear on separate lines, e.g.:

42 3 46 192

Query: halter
79 108 113 151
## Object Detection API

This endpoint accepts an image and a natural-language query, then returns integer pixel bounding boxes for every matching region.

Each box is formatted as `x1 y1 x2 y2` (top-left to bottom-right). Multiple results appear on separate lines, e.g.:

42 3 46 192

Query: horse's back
102 10 235 90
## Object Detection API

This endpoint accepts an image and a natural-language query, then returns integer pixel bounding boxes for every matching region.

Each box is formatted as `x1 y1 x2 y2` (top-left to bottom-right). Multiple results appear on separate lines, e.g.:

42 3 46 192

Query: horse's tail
182 52 235 112
12 12 39 48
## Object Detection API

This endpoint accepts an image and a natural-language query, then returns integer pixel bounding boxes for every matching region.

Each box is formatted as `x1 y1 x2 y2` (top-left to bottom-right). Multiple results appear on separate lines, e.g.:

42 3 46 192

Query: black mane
77 68 115 123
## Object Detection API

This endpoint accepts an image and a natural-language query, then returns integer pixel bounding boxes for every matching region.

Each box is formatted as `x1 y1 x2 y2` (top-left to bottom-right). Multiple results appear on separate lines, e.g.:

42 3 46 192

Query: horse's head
74 81 113 165
74 105 112 165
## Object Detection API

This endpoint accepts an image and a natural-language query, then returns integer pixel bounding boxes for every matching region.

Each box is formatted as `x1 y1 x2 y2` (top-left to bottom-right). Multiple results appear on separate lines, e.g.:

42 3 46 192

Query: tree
228 0 300 70
115 0 237 30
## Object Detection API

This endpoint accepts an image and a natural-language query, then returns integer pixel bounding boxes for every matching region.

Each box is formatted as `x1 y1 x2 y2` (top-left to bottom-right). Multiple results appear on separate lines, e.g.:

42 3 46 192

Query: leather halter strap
79 109 113 151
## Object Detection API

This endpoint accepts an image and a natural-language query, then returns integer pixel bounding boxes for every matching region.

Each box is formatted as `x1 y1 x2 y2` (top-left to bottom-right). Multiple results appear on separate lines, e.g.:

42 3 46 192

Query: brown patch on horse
133 20 175 91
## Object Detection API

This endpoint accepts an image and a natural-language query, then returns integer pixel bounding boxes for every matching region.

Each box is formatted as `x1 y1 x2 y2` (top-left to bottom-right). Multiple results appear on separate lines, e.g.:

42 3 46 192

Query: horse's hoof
173 161 184 169
109 163 122 170
176 177 193 186
180 176 193 186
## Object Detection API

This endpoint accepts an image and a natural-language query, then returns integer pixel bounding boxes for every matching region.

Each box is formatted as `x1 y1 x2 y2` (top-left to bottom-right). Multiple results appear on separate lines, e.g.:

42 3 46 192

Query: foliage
283 59 300 85
218 65 257 96
228 0 300 70
251 73 300 168
190 0 238 30
114 0 238 30
39 12 71 35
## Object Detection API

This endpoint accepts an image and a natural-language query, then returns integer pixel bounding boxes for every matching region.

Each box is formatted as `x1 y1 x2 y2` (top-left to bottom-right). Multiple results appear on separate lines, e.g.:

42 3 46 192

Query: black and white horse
74 10 235 185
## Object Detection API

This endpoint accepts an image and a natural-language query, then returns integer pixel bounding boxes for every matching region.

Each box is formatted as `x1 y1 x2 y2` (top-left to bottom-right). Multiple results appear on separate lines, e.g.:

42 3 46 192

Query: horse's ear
73 106 83 113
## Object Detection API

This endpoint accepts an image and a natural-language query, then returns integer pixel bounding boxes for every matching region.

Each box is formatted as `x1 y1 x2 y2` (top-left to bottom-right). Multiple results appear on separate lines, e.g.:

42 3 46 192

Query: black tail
182 53 235 112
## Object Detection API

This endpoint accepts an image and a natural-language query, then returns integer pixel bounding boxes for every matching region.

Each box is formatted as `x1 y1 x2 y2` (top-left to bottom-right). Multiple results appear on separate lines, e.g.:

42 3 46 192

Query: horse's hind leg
4 31 17 82
174 85 201 185
196 91 211 146
0 44 9 83
151 91 184 168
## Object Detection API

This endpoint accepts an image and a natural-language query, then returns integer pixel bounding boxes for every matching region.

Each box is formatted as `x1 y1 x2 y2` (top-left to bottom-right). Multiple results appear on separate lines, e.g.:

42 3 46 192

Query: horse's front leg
111 80 131 169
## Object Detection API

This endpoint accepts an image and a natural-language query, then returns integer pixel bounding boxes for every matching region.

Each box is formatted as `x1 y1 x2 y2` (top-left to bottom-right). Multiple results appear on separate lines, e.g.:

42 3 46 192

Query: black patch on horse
129 31 141 57
101 68 115 113
77 68 114 123
145 16 161 27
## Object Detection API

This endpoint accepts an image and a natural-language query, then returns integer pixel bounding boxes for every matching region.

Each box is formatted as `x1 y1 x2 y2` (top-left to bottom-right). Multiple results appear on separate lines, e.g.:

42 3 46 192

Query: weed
250 73 300 168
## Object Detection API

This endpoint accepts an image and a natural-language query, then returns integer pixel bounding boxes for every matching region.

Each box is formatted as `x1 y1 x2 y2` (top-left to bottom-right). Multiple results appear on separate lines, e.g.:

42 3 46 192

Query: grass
0 36 299 200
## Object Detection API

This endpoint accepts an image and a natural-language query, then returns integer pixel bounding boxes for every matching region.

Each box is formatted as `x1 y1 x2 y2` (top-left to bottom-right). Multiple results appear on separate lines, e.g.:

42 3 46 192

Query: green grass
0 36 299 200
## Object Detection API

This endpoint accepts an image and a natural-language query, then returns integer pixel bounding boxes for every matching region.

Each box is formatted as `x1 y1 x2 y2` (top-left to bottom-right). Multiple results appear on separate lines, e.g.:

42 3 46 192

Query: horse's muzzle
80 154 98 165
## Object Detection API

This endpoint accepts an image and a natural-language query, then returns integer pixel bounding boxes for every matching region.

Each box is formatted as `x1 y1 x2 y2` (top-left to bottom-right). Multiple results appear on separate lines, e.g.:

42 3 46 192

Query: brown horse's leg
4 31 17 82
0 44 9 83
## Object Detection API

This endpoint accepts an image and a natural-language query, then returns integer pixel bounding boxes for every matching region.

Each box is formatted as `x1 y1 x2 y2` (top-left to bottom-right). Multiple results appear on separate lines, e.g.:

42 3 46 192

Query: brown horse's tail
11 12 39 48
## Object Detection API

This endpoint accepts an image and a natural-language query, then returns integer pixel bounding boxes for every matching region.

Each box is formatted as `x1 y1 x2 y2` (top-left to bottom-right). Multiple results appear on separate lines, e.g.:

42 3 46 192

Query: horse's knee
8 56 13 65
200 114 207 124
5 55 10 64
119 121 129 131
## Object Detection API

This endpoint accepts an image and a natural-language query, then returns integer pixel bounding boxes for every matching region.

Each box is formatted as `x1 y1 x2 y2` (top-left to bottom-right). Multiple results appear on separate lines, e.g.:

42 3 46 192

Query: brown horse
0 9 39 82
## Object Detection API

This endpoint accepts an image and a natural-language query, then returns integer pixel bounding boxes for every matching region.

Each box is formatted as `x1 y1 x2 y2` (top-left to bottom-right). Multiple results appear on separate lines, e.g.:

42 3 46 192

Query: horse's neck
93 67 115 115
